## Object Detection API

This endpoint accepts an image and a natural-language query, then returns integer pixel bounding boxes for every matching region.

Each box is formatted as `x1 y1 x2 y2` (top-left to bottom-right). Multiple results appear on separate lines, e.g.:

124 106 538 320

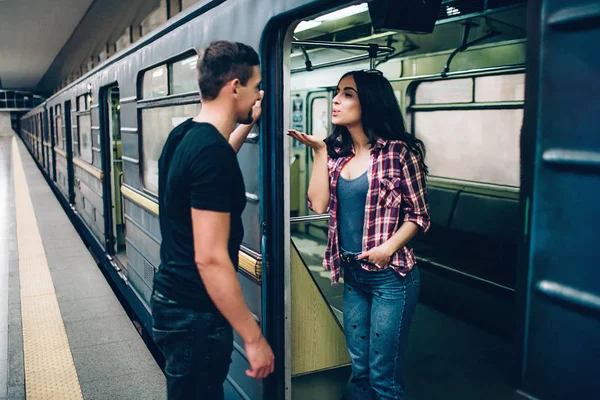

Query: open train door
518 0 600 398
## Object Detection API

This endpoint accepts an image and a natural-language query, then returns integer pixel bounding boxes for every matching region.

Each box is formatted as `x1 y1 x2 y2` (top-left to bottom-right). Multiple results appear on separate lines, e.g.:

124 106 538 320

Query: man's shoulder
179 123 228 151
160 119 193 161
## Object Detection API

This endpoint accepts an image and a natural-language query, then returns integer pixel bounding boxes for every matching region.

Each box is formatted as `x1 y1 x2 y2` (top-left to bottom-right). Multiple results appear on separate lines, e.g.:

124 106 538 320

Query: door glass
306 96 330 205
108 87 127 262
311 97 329 141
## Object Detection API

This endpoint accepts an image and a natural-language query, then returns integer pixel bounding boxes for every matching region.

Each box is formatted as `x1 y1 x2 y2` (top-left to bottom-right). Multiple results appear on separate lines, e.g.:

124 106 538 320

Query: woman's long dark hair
324 70 428 174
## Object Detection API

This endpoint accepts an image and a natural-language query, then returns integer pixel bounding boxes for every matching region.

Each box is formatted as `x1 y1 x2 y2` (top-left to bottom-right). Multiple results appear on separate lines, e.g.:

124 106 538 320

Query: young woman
288 69 430 400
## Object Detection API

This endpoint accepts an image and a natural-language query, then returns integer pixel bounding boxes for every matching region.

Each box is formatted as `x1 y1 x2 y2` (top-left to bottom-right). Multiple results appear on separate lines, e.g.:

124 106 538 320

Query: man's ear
230 78 241 96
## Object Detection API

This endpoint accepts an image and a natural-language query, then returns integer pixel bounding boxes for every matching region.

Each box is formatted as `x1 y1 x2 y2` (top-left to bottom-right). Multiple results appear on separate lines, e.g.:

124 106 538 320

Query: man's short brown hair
197 41 260 100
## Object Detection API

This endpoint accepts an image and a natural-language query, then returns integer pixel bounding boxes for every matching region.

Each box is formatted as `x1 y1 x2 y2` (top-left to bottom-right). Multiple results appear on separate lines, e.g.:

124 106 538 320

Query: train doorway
49 106 57 182
270 1 529 399
100 84 127 267
64 100 75 205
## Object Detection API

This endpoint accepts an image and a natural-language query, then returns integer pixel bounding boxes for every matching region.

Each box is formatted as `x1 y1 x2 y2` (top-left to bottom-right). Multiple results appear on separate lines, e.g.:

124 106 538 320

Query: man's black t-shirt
153 119 246 310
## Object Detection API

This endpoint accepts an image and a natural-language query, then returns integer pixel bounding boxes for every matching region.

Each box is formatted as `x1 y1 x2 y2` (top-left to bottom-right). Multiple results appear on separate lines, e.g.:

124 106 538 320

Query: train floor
0 127 166 399
293 232 515 400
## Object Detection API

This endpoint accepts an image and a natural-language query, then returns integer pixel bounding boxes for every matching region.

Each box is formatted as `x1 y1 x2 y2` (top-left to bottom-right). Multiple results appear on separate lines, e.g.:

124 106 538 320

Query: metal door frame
517 0 600 398
99 83 120 255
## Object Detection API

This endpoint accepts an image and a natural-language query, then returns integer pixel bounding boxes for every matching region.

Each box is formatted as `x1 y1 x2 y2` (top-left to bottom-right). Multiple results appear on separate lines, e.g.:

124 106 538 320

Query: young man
151 41 274 399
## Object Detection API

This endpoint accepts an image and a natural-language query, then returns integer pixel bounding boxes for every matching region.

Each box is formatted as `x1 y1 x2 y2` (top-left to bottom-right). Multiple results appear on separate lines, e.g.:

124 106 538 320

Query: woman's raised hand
287 129 327 152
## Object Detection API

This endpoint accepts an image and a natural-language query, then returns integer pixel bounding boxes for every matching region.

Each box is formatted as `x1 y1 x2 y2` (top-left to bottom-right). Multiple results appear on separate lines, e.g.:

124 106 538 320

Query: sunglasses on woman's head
361 69 384 75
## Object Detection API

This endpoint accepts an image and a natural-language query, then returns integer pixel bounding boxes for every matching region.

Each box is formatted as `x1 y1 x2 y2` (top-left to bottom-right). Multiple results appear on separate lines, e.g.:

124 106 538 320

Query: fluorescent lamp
315 3 369 22
446 6 461 16
294 20 322 33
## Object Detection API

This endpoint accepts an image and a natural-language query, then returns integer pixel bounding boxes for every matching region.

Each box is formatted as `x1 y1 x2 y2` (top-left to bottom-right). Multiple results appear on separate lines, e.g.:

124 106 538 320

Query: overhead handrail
441 22 500 77
375 43 420 68
292 40 394 53
293 36 313 71
291 40 395 72
292 53 377 73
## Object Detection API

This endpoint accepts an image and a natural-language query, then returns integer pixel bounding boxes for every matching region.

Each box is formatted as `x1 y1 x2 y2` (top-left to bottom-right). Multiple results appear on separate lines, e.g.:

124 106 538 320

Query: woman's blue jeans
343 261 420 400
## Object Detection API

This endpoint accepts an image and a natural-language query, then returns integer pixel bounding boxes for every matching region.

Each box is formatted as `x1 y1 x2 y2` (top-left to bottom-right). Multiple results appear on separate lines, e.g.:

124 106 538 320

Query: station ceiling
0 0 158 94
0 0 94 90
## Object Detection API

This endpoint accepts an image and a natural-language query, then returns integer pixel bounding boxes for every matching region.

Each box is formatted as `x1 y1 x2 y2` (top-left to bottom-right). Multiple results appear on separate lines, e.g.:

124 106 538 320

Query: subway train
17 0 600 399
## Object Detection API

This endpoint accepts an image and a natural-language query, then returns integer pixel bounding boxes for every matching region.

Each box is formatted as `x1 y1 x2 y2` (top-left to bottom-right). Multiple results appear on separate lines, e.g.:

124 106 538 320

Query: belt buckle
340 252 354 264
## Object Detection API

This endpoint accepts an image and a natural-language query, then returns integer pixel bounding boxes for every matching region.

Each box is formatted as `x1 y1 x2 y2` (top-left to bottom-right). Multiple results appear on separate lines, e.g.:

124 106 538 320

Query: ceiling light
153 69 164 78
315 3 369 22
446 6 461 16
294 20 322 33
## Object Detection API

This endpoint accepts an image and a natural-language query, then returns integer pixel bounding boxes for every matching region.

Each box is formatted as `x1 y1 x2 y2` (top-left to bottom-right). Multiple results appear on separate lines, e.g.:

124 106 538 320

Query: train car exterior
21 2 275 398
18 0 600 399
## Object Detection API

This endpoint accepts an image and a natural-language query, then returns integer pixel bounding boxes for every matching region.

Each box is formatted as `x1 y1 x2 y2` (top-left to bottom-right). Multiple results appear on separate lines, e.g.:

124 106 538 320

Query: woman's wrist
313 146 327 155
379 241 397 258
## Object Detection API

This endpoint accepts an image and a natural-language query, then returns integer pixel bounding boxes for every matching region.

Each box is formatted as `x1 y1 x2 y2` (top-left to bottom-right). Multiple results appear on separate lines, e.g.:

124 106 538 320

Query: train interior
285 2 526 399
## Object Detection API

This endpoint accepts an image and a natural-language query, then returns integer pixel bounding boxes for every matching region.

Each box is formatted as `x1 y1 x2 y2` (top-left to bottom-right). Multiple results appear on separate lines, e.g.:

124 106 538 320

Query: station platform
0 127 166 399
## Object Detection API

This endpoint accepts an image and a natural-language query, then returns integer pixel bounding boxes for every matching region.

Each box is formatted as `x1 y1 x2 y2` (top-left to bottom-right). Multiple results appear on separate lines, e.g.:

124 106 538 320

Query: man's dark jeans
151 290 233 400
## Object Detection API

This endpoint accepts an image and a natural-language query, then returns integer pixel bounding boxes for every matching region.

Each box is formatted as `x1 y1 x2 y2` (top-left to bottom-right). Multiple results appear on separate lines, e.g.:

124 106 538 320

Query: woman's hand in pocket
357 245 394 269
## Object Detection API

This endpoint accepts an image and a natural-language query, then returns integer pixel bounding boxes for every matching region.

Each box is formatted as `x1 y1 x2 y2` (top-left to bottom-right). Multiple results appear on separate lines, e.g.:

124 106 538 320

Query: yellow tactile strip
12 138 83 399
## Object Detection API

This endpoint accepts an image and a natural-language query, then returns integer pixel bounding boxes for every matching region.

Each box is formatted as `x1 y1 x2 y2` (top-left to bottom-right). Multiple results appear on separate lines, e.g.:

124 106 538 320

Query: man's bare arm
229 123 255 153
191 208 274 378
229 90 263 153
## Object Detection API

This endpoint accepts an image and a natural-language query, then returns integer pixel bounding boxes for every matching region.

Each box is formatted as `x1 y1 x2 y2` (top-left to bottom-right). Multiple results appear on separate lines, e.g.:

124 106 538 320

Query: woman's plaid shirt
311 138 430 283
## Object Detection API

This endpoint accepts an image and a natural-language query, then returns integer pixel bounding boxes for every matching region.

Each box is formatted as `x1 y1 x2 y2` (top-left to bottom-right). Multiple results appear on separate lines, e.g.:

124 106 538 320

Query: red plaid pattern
310 138 430 283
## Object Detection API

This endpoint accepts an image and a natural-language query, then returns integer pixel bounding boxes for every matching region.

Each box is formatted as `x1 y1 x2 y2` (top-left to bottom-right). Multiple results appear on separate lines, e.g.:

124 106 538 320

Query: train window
171 55 198 95
141 103 200 194
78 114 93 163
138 51 200 194
36 115 40 155
77 94 93 163
475 73 525 102
410 73 524 187
44 111 49 143
55 105 63 150
415 78 473 104
414 109 522 186
143 65 168 99
78 95 88 112
0 92 5 109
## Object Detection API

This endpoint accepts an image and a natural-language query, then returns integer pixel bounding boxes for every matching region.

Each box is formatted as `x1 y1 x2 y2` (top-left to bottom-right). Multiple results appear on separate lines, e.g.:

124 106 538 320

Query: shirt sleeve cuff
404 214 431 233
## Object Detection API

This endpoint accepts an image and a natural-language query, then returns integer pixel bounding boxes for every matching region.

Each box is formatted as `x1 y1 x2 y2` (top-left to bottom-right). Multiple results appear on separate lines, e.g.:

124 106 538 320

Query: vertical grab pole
369 44 379 70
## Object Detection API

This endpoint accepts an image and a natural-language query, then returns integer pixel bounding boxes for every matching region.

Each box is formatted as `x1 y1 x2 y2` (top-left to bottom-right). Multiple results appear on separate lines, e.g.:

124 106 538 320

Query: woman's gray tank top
337 170 369 253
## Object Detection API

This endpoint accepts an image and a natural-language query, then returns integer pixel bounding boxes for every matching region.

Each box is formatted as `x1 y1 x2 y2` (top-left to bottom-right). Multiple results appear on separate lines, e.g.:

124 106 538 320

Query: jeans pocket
153 327 195 378
152 310 215 378
407 265 421 287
